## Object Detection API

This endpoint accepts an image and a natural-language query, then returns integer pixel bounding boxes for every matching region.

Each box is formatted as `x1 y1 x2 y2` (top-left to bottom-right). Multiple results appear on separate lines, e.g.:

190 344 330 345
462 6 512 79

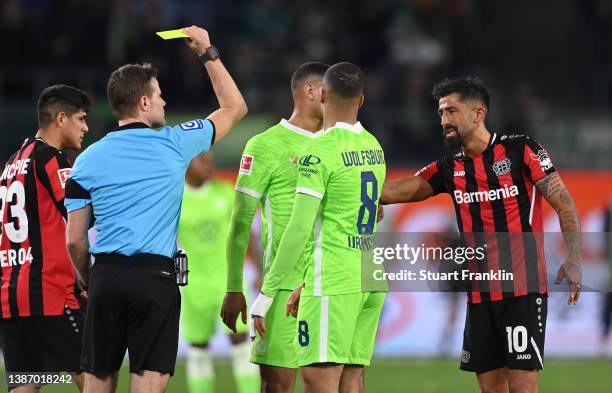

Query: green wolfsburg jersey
296 122 386 296
178 179 234 294
235 119 318 290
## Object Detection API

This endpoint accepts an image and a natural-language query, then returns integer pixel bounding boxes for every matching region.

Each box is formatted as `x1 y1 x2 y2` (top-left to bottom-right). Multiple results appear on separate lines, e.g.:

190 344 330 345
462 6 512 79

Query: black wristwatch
199 46 220 63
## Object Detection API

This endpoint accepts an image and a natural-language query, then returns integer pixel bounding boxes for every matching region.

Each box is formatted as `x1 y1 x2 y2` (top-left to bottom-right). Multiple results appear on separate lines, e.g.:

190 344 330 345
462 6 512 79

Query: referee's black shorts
81 253 180 375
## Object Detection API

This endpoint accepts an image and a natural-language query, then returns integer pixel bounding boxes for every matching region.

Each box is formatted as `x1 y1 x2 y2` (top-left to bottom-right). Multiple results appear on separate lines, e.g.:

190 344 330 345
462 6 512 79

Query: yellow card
156 29 190 40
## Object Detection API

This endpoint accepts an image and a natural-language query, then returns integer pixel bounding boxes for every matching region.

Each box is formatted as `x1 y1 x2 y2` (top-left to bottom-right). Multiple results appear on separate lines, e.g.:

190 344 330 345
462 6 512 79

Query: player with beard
381 77 582 393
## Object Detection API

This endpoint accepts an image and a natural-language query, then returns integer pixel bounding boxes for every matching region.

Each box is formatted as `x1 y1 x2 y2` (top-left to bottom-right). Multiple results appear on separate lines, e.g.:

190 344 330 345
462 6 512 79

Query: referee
64 26 247 393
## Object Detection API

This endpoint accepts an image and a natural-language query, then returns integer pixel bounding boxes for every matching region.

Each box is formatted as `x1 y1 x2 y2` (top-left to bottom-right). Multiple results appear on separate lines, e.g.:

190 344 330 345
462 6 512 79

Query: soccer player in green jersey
250 62 387 393
179 152 259 393
221 62 329 393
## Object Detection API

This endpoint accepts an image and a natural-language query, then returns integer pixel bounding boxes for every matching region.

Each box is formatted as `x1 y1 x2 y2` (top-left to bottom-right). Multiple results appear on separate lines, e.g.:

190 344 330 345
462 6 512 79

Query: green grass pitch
24 358 611 392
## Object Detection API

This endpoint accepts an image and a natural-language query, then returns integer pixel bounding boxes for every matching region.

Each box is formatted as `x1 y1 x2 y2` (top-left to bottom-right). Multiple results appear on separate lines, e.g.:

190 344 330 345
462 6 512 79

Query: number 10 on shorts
506 326 528 353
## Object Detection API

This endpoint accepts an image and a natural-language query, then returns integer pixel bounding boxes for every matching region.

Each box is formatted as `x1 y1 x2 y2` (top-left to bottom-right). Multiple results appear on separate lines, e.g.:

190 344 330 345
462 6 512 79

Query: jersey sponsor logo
56 168 71 189
453 184 519 204
492 158 512 176
461 350 470 363
239 155 253 175
530 149 553 171
0 159 30 181
178 119 205 131
454 170 465 177
516 354 532 360
299 154 321 167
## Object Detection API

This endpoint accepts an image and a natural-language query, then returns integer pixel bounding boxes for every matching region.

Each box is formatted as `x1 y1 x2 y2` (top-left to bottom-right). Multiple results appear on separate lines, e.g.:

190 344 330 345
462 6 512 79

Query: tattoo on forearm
537 173 581 258
560 189 571 204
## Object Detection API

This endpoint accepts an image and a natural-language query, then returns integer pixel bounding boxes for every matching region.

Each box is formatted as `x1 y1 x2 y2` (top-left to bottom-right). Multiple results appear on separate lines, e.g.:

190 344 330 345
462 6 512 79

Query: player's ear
304 82 315 101
139 95 150 113
358 94 364 109
320 88 327 104
474 106 485 124
55 111 67 127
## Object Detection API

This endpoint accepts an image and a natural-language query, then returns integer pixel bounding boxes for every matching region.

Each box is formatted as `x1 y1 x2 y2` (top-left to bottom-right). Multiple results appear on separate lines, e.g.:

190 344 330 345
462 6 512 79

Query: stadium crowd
1 0 612 167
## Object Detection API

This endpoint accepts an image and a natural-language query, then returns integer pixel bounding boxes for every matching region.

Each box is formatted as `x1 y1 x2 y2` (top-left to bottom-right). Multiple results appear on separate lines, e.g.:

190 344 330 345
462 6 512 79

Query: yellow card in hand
156 29 190 40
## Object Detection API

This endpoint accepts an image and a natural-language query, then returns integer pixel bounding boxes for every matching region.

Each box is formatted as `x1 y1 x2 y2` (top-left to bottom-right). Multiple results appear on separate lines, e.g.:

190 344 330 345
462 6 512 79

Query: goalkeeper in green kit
250 62 387 392
178 152 259 393
221 62 329 393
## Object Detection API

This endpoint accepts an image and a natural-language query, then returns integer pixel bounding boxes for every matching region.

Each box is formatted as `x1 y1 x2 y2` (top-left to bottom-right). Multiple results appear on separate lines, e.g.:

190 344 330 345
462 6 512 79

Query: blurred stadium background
1 0 612 392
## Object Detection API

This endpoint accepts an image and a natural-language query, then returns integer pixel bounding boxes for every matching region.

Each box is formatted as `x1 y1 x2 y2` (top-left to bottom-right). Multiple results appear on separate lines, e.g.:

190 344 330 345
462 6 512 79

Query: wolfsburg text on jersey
341 149 385 167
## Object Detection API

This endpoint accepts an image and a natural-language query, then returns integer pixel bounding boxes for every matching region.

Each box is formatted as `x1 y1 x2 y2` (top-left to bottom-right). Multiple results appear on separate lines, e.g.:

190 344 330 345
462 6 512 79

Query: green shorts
295 292 385 367
251 290 298 368
181 288 248 344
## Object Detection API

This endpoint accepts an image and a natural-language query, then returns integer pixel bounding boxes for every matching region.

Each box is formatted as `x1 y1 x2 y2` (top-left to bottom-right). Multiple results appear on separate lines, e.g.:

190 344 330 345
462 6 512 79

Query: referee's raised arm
181 25 248 142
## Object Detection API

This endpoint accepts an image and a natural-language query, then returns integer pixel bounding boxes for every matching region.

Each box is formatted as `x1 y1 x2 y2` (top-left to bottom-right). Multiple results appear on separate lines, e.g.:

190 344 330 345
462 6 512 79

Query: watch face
208 46 220 60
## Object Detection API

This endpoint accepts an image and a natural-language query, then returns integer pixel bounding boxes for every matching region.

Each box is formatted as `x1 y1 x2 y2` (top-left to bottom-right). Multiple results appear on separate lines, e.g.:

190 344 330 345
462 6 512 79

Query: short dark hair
290 62 329 91
432 76 490 111
37 85 91 127
324 62 364 100
107 63 158 119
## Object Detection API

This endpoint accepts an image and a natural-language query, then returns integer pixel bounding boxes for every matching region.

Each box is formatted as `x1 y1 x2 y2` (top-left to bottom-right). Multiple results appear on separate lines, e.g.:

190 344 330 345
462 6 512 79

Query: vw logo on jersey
299 155 321 166
492 158 512 176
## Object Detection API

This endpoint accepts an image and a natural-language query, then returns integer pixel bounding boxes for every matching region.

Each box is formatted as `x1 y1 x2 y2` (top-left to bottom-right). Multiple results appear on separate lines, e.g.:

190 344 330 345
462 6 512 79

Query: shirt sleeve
295 140 330 200
260 193 321 297
415 160 447 195
522 137 557 183
234 136 272 199
226 191 260 292
167 119 216 163
35 149 72 219
64 153 93 213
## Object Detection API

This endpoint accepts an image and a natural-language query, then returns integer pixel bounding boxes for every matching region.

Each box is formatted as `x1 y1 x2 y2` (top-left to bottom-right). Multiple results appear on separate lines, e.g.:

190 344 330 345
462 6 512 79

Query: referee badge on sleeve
179 119 205 131
240 155 253 175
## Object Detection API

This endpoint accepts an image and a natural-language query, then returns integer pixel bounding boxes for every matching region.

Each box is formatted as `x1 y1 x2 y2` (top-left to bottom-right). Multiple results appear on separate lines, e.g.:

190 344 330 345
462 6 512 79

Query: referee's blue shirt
65 119 215 258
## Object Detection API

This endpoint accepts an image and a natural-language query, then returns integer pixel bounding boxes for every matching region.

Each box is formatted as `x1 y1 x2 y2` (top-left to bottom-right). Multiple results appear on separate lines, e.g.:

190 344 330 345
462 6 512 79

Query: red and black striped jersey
417 133 555 303
0 138 80 318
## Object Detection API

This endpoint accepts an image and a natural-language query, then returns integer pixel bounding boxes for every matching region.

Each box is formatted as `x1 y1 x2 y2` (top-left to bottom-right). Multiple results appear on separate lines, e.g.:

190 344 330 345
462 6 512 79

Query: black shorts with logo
460 294 547 373
0 307 84 374
81 253 180 375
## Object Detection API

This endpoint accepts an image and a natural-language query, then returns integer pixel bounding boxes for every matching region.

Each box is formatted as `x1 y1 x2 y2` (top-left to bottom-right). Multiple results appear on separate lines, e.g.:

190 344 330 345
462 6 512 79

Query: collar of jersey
323 121 364 134
279 119 319 137
112 122 151 132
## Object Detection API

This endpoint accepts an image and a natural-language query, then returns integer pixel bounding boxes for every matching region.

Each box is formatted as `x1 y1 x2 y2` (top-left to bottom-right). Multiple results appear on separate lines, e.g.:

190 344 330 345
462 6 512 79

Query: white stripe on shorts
530 337 544 369
319 296 329 363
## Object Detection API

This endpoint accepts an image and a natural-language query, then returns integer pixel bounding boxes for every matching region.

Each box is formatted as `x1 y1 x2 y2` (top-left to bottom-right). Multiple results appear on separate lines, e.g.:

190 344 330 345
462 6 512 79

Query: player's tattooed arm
381 176 434 204
536 172 582 304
